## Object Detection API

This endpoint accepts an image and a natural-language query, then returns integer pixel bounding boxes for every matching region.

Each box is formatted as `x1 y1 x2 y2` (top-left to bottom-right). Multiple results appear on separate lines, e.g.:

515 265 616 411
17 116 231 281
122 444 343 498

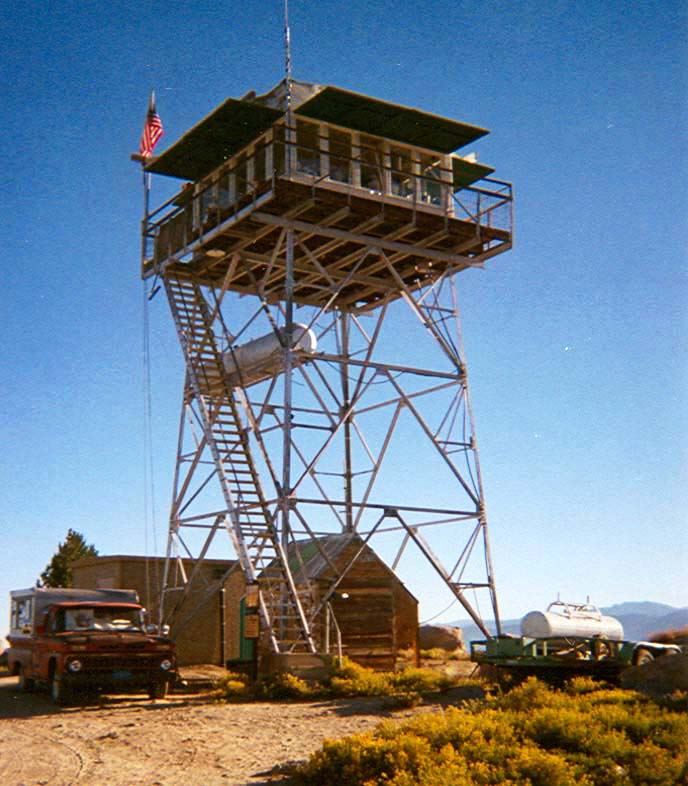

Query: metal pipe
450 278 502 636
219 586 226 666
340 311 354 531
326 602 343 667
279 227 295 645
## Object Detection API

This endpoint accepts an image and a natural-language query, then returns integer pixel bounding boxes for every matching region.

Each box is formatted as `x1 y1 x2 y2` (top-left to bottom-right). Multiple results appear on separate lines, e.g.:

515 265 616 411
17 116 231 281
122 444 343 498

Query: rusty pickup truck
7 587 176 704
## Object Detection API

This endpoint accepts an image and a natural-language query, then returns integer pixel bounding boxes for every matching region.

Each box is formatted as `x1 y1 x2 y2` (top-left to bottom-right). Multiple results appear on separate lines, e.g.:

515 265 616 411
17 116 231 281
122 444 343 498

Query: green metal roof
296 86 488 154
452 157 495 189
146 98 282 180
285 534 355 580
145 81 490 181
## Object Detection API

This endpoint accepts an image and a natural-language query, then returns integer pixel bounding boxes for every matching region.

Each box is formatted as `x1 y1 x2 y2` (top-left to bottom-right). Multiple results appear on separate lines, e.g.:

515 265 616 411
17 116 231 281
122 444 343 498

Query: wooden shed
283 534 419 670
71 555 245 666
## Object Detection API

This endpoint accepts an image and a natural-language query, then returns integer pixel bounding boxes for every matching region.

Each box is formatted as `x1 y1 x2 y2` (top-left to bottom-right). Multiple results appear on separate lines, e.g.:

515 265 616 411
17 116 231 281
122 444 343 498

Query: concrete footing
259 652 337 683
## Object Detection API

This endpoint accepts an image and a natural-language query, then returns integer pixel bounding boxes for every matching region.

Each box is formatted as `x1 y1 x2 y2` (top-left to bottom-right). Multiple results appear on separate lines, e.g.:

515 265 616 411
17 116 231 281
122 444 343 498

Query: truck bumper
62 668 177 694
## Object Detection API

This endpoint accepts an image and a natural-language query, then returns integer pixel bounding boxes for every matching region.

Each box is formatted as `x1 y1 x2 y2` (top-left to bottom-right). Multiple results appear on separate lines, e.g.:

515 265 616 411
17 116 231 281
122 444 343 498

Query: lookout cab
140 79 512 663
142 80 511 303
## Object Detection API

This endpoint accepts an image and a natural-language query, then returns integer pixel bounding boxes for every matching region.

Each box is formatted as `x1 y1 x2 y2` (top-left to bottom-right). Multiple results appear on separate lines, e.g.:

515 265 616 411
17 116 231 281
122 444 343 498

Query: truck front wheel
51 674 72 706
18 665 35 693
148 681 169 700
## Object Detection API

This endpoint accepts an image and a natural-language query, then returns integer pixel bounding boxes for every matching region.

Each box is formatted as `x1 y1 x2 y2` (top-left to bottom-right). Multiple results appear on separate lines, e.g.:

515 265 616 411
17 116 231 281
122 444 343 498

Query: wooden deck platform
150 178 511 309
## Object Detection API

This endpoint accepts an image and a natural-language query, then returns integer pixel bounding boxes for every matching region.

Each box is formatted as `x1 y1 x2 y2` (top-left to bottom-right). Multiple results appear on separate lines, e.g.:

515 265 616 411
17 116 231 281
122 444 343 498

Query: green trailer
470 635 682 682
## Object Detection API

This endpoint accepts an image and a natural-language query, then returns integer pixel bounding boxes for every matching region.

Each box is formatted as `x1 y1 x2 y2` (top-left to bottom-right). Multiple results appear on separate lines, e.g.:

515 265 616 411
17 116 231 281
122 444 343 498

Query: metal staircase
163 275 316 653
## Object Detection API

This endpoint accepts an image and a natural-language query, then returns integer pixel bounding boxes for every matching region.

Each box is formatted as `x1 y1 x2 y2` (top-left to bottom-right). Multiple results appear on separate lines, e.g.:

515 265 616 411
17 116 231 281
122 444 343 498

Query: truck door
33 610 57 680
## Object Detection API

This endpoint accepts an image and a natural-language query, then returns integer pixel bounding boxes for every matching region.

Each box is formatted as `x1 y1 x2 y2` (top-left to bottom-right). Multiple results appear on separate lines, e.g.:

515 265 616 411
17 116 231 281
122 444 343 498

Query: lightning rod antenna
284 0 293 109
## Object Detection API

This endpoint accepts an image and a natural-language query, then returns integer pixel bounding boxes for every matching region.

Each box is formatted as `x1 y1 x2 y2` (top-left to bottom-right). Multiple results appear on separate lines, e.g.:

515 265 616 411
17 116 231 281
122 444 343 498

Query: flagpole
138 89 163 272
142 91 155 230
141 168 151 269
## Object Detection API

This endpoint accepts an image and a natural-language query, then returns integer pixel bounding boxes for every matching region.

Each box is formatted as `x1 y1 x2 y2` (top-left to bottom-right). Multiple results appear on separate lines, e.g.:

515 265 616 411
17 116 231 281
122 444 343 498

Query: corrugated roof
145 98 282 180
296 86 488 154
280 534 418 603
452 157 495 188
286 534 357 581
145 81 490 181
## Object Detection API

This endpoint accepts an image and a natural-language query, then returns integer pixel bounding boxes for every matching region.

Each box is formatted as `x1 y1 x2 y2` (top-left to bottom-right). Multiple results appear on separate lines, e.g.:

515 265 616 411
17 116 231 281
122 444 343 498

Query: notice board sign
244 613 260 639
245 583 260 610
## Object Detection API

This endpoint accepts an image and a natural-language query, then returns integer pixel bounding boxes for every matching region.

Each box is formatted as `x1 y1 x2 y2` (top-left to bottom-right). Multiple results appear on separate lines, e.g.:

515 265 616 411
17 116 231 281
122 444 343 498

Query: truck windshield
61 606 143 632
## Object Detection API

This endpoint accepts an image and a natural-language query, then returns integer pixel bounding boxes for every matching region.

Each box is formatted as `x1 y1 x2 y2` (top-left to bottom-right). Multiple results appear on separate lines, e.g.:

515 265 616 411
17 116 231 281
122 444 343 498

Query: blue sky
2 1 686 640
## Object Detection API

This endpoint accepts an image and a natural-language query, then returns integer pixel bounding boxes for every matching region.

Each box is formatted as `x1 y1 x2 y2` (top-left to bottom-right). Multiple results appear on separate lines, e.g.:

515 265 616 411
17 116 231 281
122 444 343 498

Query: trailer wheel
592 637 610 660
18 666 35 693
633 648 654 666
51 674 72 706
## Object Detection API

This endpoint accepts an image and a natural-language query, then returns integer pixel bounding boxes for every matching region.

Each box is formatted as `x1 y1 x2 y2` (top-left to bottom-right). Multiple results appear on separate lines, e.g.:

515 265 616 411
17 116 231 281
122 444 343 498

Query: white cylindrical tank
520 602 624 640
221 323 317 387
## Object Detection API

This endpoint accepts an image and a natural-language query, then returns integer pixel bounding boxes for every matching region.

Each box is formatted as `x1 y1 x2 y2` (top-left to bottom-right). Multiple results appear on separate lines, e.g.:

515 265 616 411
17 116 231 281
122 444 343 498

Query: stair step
167 278 316 648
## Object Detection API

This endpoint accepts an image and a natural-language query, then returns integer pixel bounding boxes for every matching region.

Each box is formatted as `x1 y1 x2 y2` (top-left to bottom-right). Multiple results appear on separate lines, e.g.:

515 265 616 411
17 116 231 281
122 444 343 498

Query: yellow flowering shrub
292 677 688 786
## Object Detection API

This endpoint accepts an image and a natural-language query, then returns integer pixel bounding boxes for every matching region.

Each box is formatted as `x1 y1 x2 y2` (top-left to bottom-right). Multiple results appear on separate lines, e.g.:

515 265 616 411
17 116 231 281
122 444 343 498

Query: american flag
139 92 164 158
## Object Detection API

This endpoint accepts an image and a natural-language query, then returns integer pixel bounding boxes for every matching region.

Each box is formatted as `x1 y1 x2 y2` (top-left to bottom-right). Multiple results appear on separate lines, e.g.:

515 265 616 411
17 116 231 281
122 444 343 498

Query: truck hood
57 631 173 649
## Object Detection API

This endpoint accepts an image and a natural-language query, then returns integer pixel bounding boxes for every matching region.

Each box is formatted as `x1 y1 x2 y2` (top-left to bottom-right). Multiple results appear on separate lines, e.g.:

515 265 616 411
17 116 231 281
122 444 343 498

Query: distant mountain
625 609 688 641
601 602 677 618
600 602 688 641
450 603 688 644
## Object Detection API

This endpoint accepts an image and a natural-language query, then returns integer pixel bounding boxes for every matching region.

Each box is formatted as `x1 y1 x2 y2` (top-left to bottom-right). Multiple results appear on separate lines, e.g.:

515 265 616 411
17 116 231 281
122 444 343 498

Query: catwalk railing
142 130 513 275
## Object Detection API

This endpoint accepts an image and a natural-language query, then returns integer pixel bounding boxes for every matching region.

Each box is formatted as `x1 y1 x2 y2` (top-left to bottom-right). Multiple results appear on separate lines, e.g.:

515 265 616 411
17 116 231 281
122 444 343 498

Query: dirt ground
0 664 479 786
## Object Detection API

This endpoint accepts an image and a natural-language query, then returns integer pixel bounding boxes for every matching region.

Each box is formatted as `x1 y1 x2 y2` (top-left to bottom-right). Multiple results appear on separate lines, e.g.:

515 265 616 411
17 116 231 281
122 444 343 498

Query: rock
441 684 485 703
620 654 688 696
419 624 464 652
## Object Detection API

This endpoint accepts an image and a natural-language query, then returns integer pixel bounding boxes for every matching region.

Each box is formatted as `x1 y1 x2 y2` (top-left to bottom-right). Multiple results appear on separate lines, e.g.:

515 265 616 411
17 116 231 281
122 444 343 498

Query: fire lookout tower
140 79 513 658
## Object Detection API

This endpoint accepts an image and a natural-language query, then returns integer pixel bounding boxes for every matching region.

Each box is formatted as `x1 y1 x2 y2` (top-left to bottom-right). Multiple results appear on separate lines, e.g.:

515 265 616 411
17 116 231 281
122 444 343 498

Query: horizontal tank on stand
221 323 317 388
521 600 624 640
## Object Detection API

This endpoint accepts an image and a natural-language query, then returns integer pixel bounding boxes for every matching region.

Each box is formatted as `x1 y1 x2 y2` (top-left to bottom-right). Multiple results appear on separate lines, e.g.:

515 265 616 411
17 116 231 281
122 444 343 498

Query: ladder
163 275 316 653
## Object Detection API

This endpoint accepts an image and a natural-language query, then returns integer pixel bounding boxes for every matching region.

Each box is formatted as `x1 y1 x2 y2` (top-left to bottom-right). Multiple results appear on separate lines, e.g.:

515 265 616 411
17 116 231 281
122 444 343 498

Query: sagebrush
292 677 688 786
213 657 478 702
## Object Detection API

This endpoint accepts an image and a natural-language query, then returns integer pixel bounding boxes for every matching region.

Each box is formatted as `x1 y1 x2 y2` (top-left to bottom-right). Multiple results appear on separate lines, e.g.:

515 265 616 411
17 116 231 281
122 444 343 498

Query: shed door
238 598 256 661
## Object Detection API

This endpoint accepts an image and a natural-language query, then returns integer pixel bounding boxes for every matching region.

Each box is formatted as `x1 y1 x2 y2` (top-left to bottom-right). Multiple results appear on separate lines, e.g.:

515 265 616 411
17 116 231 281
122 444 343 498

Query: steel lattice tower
139 80 513 658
